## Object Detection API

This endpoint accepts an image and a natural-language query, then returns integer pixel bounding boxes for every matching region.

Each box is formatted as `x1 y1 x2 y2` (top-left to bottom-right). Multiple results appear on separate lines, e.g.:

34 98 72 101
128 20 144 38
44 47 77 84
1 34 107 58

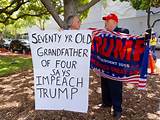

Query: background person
150 32 157 61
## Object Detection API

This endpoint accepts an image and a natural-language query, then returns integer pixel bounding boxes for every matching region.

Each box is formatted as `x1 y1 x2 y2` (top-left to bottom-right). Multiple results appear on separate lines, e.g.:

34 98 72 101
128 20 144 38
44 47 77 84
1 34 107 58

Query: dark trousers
101 77 122 112
150 45 156 53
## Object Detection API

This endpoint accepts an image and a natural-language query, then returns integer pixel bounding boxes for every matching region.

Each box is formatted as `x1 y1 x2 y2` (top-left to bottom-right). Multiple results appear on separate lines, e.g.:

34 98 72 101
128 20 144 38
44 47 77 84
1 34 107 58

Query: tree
0 0 51 37
40 0 101 29
0 0 29 24
0 0 101 34
118 0 160 28
130 0 160 28
0 0 50 25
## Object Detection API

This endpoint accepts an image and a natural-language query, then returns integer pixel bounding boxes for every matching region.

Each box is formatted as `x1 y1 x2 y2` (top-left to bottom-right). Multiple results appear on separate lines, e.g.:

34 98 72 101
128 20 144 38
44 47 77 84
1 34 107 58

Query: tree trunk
38 19 45 30
40 0 100 29
147 7 151 28
42 20 45 30
40 0 66 28
63 0 77 22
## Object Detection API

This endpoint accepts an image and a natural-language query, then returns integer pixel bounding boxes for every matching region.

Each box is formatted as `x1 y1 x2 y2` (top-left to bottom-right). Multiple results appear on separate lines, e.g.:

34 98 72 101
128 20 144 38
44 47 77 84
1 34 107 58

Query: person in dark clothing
99 13 129 120
101 77 123 113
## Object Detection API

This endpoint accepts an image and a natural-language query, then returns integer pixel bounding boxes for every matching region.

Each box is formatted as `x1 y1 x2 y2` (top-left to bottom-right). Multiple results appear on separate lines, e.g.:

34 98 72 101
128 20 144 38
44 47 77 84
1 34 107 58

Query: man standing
99 13 129 120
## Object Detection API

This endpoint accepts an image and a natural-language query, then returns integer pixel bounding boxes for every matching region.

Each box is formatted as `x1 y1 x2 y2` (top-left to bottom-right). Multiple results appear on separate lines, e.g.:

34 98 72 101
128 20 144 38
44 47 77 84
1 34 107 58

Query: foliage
0 0 97 35
78 0 90 20
0 0 49 24
0 0 51 37
130 0 151 10
113 0 160 10
113 0 160 28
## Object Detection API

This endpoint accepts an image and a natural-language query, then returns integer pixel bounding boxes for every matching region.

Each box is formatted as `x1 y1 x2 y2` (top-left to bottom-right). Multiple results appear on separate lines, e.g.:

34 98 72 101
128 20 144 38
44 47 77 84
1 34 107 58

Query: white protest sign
28 30 92 113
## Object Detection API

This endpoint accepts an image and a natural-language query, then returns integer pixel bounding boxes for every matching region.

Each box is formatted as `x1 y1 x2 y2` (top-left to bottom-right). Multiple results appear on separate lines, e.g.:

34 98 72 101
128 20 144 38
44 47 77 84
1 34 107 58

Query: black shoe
113 111 121 120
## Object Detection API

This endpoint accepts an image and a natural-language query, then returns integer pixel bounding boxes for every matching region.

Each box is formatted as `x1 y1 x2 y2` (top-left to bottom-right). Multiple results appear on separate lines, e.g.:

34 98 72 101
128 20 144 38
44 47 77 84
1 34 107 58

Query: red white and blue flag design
90 28 149 89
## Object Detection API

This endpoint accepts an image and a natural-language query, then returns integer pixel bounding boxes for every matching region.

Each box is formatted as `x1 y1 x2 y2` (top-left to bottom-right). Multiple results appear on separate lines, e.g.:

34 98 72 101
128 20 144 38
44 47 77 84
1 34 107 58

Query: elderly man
99 13 129 120
66 15 81 30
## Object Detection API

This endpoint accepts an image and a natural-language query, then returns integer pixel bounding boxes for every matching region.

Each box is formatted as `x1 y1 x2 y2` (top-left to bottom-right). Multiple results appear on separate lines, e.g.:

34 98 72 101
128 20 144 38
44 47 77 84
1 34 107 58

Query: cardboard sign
29 30 92 113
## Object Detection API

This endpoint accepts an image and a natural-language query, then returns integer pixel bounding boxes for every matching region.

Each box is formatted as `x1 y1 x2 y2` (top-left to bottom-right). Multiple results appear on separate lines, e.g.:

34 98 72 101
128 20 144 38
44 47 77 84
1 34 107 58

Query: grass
0 55 32 77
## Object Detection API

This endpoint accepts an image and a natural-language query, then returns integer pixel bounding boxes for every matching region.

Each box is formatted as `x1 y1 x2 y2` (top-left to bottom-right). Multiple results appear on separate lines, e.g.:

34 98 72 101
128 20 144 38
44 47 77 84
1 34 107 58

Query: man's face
71 16 81 30
105 19 117 31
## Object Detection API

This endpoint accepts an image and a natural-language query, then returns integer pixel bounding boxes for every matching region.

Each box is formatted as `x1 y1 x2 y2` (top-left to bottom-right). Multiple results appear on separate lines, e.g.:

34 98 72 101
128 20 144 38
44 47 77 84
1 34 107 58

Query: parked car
9 39 30 54
3 39 12 50
0 39 5 48
156 36 160 50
